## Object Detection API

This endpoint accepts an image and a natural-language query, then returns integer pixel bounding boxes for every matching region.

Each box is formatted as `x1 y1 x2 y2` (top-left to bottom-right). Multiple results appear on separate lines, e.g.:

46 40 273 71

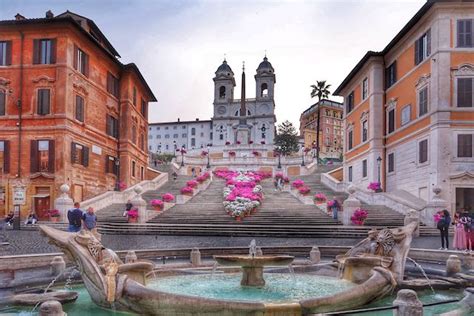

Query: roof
257 57 274 72
302 99 343 116
334 0 440 95
150 119 212 125
216 60 234 75
0 11 157 102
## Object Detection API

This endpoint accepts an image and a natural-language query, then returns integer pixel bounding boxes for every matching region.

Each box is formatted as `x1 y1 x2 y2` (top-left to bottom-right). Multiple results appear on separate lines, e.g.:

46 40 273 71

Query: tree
310 80 331 162
274 120 299 155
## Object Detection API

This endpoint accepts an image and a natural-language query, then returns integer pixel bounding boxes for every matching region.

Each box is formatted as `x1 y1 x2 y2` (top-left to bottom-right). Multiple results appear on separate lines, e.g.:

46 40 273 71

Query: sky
1 0 426 128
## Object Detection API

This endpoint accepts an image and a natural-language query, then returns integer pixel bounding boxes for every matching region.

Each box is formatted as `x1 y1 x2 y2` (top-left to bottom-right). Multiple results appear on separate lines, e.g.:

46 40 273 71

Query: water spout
31 269 65 313
288 264 296 282
211 262 219 277
407 257 435 294
249 239 257 258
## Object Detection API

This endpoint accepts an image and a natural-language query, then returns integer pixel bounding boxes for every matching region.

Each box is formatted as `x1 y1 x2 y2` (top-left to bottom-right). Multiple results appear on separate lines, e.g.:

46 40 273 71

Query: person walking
67 202 83 233
82 207 99 240
329 197 340 220
437 209 451 250
123 199 133 217
191 167 196 178
453 211 467 251
460 212 473 252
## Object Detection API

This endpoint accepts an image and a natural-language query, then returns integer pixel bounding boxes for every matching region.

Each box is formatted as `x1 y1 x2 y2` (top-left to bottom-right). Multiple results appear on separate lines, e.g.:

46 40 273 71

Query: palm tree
310 80 331 162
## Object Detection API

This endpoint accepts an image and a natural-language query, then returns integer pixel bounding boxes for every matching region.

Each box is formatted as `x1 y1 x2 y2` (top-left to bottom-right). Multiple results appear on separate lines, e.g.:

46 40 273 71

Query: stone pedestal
310 246 321 264
392 289 423 316
342 186 361 226
241 266 265 287
236 126 250 145
130 186 147 223
39 300 65 316
404 210 420 237
54 184 74 223
446 255 462 276
256 247 263 257
420 187 449 227
190 248 201 266
464 254 474 270
50 256 66 277
125 251 138 263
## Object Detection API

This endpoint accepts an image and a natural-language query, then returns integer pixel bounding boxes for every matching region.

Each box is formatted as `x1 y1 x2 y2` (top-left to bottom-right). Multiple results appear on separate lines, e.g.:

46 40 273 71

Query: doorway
456 187 474 213
34 196 50 220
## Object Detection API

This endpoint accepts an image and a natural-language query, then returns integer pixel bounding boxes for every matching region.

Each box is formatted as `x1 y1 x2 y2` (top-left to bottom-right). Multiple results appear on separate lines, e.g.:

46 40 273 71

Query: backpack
69 209 82 227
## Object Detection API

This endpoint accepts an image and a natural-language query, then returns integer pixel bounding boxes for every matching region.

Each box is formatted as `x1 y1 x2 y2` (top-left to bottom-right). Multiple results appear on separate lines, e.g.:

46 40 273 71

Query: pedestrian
191 167 196 178
460 211 473 252
67 202 83 233
277 177 283 192
437 209 451 250
273 178 278 191
24 212 38 225
124 199 133 217
82 207 100 240
453 211 467 251
4 212 14 226
172 171 178 181
330 197 340 220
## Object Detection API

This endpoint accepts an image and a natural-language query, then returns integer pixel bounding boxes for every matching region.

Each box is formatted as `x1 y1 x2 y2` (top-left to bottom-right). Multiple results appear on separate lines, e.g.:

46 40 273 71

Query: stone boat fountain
39 222 420 315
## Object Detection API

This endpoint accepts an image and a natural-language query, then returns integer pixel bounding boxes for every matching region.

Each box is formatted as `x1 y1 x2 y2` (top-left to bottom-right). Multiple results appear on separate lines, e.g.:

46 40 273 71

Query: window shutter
30 140 38 172
73 44 78 69
45 89 50 114
427 29 431 56
5 41 12 65
458 78 473 107
0 90 5 116
84 54 89 77
71 142 77 164
105 155 110 173
33 39 40 64
106 115 111 136
50 39 56 64
83 146 89 167
48 140 55 172
467 19 473 47
458 20 464 47
414 38 420 65
3 140 9 173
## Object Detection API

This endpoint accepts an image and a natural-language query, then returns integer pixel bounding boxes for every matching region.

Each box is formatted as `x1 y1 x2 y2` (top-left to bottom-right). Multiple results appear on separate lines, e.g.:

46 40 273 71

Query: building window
388 108 395 134
0 140 10 173
165 144 169 150
219 134 224 140
418 87 428 116
38 140 51 172
191 138 196 147
157 135 161 139
182 125 186 129
348 130 353 150
191 128 196 136
401 105 411 126
133 87 137 106
33 39 56 64
182 133 186 137
219 86 226 99
362 159 367 178
165 134 170 139
0 41 12 66
141 166 144 180
419 139 428 164
107 72 119 98
30 139 54 173
348 166 353 182
173 134 178 138
71 142 89 167
261 83 268 97
173 126 177 130
457 78 473 107
106 115 119 138
105 155 118 175
458 134 473 158
200 132 204 137
362 120 368 142
132 125 137 144
0 89 5 116
37 89 51 115
75 95 84 122
362 77 368 100
457 19 473 48
157 127 160 130
165 126 168 130
415 30 431 65
74 46 88 76
346 91 354 113
388 153 395 173
385 61 397 88
132 161 136 177
140 134 145 150
141 99 147 118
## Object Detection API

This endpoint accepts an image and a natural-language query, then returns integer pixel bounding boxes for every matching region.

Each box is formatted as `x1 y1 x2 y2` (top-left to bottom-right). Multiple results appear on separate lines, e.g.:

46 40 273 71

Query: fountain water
249 239 257 258
30 269 65 313
288 263 296 282
211 262 219 277
407 257 435 294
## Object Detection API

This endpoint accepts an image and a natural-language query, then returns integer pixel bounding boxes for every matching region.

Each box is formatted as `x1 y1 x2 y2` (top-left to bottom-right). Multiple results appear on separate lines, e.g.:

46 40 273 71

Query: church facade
149 57 277 153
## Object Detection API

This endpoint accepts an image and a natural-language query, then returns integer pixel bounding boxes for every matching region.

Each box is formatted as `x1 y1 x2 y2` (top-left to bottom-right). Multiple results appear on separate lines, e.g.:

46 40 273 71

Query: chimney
45 10 54 18
15 13 26 21
177 118 180 122
196 118 199 121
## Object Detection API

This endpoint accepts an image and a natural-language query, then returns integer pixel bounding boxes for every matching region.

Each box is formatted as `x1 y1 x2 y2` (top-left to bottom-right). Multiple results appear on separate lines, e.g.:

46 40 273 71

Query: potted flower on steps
127 208 139 223
151 199 164 211
351 208 368 226
48 209 60 222
180 186 194 196
314 193 327 205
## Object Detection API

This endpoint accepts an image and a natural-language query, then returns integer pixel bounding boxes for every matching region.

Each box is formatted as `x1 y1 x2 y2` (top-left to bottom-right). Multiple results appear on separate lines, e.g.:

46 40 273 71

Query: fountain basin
214 255 294 286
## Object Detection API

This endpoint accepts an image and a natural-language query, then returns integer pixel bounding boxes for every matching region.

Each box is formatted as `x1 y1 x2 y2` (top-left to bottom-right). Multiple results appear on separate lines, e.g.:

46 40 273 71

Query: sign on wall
13 187 26 205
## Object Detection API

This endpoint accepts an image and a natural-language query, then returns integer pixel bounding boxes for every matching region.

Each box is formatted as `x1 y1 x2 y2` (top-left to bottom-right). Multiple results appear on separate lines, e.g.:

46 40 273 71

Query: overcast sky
1 0 425 128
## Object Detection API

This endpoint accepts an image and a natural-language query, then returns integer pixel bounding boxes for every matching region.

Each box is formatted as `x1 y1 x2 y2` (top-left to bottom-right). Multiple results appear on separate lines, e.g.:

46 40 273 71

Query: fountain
35 222 432 315
213 239 294 286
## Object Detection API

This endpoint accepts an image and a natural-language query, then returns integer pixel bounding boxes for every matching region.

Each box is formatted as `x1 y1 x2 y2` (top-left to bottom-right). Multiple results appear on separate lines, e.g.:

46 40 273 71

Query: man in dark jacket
437 209 451 250
67 202 83 233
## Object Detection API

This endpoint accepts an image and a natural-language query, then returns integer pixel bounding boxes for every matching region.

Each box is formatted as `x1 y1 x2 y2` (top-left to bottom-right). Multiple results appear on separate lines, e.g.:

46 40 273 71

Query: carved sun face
217 106 226 115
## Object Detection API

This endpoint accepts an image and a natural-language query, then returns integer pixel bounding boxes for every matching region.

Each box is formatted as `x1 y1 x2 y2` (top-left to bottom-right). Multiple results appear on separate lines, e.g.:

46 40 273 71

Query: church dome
215 60 234 76
257 57 274 73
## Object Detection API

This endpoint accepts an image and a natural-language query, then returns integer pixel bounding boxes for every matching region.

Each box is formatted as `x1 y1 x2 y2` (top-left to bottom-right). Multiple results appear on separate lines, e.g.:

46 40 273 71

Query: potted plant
236 141 241 145
351 208 368 226
249 140 254 144
252 151 260 157
151 199 164 211
127 208 139 223
118 181 127 191
298 186 311 196
261 140 266 144
229 151 236 157
48 209 60 222
186 180 198 188
367 182 382 193
162 193 175 202
292 179 305 188
200 150 208 157
225 141 231 145
314 193 327 204
180 186 194 196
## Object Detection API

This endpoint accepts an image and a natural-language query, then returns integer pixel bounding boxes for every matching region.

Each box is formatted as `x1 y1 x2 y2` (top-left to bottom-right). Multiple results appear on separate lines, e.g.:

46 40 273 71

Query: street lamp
206 146 211 169
312 141 316 158
173 141 177 158
277 146 282 169
301 145 305 167
180 145 185 167
376 156 382 185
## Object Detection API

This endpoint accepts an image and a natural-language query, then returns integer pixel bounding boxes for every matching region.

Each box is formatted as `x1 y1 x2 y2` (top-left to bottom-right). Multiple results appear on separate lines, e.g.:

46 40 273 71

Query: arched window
219 86 226 99
261 83 268 97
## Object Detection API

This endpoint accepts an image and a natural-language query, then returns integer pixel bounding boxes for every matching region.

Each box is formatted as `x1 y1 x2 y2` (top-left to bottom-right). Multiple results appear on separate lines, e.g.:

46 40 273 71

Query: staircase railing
321 167 346 192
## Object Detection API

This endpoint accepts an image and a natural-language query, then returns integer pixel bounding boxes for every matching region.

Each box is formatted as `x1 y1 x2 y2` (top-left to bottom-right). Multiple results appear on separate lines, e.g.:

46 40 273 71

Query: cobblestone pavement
0 229 442 256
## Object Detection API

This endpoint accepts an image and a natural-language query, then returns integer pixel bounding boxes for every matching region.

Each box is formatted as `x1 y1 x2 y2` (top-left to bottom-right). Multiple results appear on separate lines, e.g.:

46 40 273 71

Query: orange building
299 99 343 159
334 0 474 212
0 11 157 219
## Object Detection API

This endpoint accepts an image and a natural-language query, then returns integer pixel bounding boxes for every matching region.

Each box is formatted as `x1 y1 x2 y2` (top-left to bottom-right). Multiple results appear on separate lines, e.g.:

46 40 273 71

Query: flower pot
50 216 60 223
153 205 162 211
235 217 242 222
183 192 193 196
128 217 138 223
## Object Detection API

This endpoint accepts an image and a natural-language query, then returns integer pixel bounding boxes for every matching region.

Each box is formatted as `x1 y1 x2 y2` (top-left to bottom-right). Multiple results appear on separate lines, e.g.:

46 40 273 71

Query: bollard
392 289 423 316
125 250 138 263
39 300 65 316
446 255 462 276
310 246 321 264
50 256 66 277
256 247 263 257
190 248 201 266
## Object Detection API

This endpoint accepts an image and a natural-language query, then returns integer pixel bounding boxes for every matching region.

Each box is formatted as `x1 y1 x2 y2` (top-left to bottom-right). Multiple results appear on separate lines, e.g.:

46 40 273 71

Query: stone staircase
95 174 192 224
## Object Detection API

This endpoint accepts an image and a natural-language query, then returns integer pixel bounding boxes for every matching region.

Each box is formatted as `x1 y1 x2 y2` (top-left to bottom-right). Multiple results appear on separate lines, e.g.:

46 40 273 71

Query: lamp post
277 146 282 169
312 141 316 158
180 146 185 167
173 141 177 158
206 146 211 169
301 145 305 167
114 158 120 191
376 156 382 192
